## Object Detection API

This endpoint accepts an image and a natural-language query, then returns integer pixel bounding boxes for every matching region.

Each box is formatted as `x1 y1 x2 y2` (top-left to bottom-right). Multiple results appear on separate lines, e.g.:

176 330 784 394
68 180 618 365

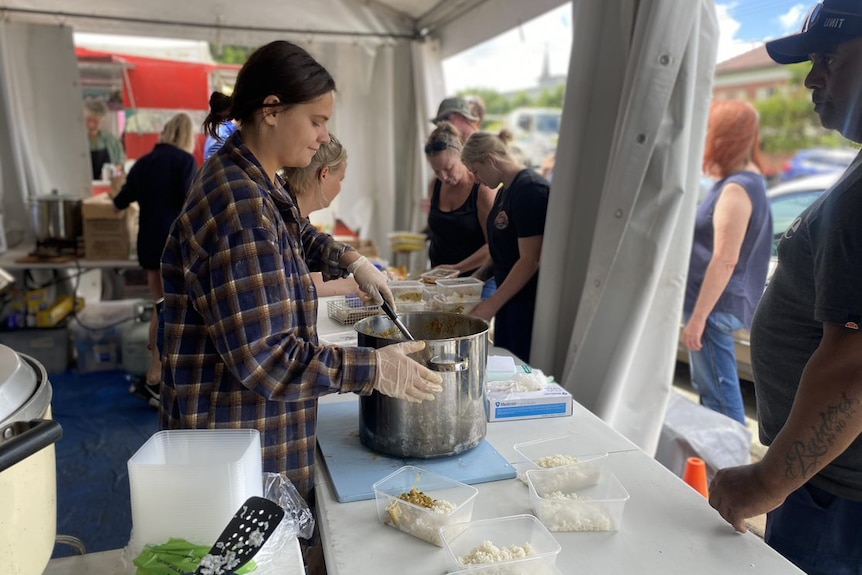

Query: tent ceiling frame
1 6 420 40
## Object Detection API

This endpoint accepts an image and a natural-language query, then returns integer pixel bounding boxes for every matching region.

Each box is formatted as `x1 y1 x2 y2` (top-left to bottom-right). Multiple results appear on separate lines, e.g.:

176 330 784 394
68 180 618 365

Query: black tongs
380 300 415 341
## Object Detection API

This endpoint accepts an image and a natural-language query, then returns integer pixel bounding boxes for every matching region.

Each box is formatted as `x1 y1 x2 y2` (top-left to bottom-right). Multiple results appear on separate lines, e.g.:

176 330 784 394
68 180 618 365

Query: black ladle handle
380 300 415 341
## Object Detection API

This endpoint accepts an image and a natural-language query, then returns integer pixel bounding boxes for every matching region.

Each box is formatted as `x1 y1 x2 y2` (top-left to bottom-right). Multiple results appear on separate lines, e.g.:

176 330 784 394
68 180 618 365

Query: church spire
540 42 551 84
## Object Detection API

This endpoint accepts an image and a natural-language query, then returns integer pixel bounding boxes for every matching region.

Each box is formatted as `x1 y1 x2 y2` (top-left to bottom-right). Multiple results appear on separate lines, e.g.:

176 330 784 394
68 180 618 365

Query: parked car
506 107 562 168
779 147 856 182
678 172 841 381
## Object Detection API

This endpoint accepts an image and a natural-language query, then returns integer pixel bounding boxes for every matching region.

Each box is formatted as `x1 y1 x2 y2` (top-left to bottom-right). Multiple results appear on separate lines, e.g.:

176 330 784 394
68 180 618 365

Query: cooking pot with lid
354 311 489 458
0 344 63 574
30 190 83 243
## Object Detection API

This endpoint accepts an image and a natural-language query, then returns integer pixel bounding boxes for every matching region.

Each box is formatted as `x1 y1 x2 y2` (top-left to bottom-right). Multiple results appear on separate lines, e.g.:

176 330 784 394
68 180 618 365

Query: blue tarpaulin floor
49 369 158 558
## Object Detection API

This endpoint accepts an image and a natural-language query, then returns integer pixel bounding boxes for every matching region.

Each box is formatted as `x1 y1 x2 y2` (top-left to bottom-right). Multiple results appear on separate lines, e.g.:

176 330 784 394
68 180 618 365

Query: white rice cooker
0 344 63 574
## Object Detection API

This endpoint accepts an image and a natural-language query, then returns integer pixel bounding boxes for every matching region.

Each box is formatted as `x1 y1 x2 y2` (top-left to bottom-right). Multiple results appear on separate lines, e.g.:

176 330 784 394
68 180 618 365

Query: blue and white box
485 381 574 422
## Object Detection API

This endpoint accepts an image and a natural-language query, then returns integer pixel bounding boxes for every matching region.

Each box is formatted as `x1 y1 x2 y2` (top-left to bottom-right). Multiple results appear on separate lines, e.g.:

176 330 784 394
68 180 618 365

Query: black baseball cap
766 0 862 64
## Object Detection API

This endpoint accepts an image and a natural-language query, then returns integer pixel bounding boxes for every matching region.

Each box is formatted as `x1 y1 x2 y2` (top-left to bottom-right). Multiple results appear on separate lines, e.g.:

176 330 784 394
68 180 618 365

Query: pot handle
0 419 63 473
427 355 469 372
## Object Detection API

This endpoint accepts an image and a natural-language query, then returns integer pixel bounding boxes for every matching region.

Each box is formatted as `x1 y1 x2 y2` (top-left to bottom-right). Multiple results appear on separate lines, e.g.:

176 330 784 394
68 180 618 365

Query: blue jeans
687 310 746 425
482 278 497 300
766 482 862 575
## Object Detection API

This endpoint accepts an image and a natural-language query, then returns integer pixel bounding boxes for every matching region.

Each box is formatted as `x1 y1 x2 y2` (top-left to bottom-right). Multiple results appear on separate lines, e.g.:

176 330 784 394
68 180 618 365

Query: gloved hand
374 341 443 403
349 255 394 307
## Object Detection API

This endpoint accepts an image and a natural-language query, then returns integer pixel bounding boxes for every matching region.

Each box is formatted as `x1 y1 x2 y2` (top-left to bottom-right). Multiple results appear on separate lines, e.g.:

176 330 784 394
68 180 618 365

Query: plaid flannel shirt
159 132 377 501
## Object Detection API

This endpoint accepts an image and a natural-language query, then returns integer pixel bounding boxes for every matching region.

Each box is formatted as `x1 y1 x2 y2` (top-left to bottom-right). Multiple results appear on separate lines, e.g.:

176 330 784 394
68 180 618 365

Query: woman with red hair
682 99 773 425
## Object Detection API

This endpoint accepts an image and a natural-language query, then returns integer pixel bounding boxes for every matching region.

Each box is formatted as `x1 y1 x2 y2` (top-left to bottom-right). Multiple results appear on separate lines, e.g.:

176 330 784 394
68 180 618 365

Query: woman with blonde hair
282 135 362 297
682 99 772 424
113 112 197 404
461 129 550 362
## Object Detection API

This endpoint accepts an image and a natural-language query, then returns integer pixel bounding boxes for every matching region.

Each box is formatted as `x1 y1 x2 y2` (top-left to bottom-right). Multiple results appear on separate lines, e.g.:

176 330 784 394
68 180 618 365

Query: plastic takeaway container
435 277 485 302
440 514 561 573
526 468 630 532
513 435 608 482
373 465 478 546
447 556 564 575
127 429 263 554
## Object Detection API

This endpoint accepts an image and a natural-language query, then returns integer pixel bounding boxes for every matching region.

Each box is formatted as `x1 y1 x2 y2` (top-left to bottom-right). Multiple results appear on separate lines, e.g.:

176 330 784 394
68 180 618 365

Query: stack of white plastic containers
126 429 263 556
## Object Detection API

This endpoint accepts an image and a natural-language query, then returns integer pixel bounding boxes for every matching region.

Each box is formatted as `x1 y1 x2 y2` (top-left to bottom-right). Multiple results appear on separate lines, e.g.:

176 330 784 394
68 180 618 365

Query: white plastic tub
373 465 477 546
526 468 629 532
126 429 263 553
513 435 607 482
440 514 561 573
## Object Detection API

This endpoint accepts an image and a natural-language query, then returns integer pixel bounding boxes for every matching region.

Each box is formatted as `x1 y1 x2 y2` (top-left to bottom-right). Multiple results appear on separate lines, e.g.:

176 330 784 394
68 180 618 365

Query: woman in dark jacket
113 113 197 401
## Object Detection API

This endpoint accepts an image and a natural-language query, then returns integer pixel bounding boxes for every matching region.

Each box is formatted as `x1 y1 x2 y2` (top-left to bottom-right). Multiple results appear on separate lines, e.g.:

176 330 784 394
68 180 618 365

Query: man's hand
708 462 788 532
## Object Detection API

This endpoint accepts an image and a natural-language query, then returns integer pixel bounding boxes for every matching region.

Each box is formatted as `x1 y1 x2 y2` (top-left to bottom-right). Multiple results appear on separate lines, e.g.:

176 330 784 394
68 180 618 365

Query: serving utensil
380 300 415 341
193 496 284 575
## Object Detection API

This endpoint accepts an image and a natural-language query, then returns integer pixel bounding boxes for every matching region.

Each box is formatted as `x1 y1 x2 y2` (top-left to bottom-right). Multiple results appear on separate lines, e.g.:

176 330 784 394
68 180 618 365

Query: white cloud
715 4 761 63
443 4 572 94
779 4 807 33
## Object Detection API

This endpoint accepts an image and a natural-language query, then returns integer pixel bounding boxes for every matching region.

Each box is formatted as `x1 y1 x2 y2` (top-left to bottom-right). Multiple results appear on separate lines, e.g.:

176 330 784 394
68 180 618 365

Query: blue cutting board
317 401 516 503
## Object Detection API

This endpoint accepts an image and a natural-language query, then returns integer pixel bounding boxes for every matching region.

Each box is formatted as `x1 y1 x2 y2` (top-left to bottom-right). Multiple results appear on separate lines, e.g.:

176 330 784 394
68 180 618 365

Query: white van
506 107 562 168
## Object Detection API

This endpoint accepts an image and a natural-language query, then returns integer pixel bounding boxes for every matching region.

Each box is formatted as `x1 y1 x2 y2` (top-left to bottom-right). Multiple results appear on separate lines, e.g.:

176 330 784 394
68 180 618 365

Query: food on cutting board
385 488 456 546
459 540 537 565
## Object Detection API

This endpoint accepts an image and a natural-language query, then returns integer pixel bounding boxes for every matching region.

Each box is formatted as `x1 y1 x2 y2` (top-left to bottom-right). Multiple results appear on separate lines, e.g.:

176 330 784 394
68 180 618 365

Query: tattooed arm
708 324 862 532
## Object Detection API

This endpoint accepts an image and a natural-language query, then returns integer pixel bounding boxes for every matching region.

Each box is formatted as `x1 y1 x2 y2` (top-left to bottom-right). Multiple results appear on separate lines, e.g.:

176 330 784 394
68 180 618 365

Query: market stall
39 297 802 574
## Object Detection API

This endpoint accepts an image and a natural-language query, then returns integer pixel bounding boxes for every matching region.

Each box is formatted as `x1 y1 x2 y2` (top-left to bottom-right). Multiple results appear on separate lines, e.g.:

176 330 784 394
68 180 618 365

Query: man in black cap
709 2 862 573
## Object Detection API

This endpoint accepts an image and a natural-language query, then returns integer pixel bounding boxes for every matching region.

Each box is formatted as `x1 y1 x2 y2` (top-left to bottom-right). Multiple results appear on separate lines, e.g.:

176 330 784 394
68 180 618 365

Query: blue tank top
684 171 772 329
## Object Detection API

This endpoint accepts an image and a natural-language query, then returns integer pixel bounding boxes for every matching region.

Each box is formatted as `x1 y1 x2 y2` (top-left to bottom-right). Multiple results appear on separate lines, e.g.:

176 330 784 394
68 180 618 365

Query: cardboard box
334 236 379 259
82 194 122 218
82 195 130 260
485 382 573 422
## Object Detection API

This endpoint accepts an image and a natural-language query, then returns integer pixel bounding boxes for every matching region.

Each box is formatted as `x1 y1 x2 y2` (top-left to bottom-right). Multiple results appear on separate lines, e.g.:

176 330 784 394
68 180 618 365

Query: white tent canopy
0 0 718 454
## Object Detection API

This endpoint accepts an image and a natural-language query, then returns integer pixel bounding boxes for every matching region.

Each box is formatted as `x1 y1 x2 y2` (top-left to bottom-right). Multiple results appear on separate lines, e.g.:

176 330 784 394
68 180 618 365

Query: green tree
211 44 254 65
755 62 853 153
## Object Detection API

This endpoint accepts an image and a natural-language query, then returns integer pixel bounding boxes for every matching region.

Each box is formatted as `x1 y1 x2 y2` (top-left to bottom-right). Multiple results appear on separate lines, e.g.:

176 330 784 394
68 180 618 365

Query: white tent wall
0 22 91 249
307 38 442 258
531 0 718 455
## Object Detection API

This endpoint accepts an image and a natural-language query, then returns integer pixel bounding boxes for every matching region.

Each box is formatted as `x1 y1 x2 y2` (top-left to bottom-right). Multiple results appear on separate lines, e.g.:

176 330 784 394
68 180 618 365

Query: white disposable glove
348 255 394 307
374 341 443 403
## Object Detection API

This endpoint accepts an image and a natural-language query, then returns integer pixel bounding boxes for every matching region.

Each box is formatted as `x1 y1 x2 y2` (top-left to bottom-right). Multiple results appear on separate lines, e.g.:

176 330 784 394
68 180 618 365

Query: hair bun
209 92 232 117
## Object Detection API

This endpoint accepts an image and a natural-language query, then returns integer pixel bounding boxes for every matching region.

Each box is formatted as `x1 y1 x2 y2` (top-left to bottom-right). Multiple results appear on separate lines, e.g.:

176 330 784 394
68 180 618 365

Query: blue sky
443 1 812 94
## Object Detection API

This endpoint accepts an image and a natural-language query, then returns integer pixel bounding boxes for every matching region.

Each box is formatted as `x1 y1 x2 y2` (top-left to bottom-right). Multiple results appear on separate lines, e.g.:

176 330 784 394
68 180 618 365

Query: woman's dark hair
203 41 336 138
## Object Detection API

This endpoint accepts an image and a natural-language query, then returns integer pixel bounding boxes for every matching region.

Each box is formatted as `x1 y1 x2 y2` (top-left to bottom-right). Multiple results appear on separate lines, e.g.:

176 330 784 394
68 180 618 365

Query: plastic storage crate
0 325 70 374
327 295 382 325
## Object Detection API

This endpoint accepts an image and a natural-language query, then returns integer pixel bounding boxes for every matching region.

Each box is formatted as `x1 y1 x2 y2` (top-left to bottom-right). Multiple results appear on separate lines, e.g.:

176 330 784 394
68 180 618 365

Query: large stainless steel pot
0 344 63 575
30 191 83 243
354 311 489 458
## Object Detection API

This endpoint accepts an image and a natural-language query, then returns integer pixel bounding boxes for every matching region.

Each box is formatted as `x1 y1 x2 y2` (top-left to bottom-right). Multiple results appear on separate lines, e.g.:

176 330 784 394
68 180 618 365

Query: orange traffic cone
683 457 709 498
